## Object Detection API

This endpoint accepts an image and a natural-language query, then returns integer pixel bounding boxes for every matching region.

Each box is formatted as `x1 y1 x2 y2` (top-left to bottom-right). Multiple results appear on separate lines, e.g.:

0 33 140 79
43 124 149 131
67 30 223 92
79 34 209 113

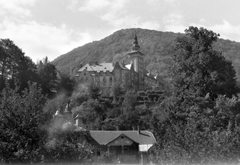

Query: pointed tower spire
130 32 140 51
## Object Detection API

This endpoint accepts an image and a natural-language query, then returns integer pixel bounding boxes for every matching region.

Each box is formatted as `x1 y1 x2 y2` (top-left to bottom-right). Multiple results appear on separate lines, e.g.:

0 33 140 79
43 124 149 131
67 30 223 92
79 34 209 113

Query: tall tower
128 33 145 89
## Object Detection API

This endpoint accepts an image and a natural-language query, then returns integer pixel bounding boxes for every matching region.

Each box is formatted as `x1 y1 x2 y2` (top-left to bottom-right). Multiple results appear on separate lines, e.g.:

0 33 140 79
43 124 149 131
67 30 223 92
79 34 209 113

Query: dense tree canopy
0 83 49 163
0 39 38 91
37 57 58 96
172 26 238 99
0 39 64 97
57 71 75 96
2 28 240 164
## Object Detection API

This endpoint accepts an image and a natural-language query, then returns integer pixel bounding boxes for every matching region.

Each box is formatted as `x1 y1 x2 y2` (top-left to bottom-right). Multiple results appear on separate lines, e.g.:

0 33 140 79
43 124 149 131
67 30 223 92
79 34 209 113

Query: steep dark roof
130 33 140 51
89 130 156 145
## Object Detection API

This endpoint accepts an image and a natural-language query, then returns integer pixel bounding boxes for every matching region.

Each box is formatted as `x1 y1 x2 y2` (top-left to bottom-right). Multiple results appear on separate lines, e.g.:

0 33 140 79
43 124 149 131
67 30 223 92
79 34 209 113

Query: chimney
138 125 140 134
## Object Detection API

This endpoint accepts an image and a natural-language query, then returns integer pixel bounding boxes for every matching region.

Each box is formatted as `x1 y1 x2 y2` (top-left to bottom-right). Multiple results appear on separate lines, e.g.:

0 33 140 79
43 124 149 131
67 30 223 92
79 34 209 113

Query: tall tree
87 83 101 100
0 83 49 163
0 39 37 91
122 90 138 113
172 26 237 99
110 82 124 103
37 57 58 96
57 71 75 96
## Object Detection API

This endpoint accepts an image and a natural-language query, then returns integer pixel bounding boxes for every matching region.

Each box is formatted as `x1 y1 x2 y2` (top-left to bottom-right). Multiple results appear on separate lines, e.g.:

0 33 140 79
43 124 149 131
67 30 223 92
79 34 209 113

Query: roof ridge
89 63 95 71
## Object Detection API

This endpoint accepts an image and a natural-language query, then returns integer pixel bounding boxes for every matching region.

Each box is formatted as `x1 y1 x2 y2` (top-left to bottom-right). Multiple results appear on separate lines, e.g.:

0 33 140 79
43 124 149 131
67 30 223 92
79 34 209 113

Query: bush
0 83 49 163
43 131 95 163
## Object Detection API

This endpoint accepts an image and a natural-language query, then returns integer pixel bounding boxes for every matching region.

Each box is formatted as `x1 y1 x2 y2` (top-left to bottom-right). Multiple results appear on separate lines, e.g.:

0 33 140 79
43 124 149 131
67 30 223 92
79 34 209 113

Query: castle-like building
75 34 165 95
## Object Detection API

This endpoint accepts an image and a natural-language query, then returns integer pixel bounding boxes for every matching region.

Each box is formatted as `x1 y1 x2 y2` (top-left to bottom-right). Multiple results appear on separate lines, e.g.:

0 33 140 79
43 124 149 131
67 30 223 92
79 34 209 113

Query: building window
109 77 112 86
103 77 106 86
96 148 101 156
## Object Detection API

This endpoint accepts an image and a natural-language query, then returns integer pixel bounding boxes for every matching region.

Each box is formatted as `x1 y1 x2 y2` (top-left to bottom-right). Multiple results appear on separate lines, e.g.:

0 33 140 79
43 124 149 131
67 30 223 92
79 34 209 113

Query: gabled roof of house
77 63 94 72
78 63 114 72
89 130 156 145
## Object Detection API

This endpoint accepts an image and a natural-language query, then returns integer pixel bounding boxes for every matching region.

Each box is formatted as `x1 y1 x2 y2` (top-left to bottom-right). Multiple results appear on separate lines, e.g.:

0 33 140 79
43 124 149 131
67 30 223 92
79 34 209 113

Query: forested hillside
52 28 240 83
2 27 240 164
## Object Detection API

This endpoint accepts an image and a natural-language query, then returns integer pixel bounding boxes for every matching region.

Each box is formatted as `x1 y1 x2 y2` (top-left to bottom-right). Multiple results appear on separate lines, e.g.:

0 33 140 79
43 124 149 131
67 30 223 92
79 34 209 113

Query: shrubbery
2 26 240 164
0 83 49 163
0 83 95 164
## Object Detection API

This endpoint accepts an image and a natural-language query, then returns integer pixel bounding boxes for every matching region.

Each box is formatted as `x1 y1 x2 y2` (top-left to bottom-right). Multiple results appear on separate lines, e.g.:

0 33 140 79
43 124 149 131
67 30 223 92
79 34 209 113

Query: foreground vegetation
1 26 240 164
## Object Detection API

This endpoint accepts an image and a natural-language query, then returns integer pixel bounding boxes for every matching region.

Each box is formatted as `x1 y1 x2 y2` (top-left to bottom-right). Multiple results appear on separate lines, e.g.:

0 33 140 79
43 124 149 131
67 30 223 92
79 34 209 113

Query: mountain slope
52 28 240 82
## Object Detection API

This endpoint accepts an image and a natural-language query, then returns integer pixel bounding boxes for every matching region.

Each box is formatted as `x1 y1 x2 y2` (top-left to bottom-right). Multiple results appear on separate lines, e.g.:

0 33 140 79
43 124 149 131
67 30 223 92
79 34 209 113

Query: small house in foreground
89 130 156 164
53 104 156 164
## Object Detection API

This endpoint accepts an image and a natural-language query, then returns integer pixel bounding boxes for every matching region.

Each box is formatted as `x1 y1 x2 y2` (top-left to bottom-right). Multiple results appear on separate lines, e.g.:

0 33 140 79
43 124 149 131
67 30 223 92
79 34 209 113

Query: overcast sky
1 0 240 62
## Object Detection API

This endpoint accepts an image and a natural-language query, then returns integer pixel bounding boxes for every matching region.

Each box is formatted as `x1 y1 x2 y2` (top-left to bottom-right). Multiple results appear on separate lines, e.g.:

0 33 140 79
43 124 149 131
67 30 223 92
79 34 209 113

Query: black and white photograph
1 0 240 164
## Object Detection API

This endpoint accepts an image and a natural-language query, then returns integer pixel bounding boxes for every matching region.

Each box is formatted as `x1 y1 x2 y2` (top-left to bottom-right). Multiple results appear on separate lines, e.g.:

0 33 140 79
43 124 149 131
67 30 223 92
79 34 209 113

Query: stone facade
75 34 165 94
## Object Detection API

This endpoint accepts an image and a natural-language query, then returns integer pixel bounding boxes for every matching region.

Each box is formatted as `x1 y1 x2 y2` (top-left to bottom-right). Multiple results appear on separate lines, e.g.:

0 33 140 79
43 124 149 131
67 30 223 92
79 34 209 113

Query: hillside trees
122 90 138 113
57 71 75 96
150 94 240 164
0 83 50 163
149 27 240 164
43 131 95 163
88 83 101 100
0 83 96 164
172 26 238 99
2 27 240 164
37 57 58 96
0 39 65 97
0 39 38 91
111 82 124 103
